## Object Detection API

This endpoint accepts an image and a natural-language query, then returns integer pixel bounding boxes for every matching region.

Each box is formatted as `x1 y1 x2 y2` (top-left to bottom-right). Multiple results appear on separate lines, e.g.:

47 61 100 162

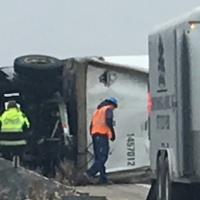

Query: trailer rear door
149 29 180 174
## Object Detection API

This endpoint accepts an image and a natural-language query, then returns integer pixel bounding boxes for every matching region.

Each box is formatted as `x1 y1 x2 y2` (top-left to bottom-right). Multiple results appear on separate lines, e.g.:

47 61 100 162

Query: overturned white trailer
63 56 149 176
0 55 149 182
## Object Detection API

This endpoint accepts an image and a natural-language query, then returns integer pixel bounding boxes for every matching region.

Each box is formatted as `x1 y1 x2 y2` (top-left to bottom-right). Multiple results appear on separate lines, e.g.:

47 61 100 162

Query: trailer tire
157 156 172 200
14 55 63 79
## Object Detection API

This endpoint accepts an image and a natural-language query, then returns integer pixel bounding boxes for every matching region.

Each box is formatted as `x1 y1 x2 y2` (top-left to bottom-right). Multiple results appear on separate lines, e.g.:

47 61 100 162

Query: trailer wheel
157 156 171 200
14 55 63 79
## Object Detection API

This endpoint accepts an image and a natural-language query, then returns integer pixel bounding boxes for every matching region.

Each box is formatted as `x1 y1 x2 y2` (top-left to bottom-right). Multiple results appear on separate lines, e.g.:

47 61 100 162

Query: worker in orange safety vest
84 97 118 184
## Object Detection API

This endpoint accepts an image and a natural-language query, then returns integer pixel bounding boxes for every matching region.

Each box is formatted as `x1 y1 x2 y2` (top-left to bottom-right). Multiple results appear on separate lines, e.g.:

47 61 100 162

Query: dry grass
54 160 77 185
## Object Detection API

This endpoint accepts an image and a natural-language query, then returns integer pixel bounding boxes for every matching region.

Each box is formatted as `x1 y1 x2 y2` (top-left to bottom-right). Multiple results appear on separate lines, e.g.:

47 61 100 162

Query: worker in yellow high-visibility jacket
0 100 30 159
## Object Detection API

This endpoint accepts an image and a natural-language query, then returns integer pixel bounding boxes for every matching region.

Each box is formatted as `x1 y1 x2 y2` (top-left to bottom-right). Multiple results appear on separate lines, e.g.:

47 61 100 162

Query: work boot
98 179 113 185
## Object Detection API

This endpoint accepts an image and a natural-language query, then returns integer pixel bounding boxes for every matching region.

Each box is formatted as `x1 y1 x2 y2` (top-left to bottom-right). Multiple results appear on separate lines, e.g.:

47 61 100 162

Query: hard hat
7 100 18 109
106 97 118 107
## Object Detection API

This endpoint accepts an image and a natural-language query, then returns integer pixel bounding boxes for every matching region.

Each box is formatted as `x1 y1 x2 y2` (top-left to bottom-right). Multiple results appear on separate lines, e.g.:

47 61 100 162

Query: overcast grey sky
0 0 199 65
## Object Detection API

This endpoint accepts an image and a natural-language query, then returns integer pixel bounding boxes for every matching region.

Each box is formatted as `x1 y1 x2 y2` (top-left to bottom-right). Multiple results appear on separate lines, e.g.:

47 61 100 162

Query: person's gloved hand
110 135 115 141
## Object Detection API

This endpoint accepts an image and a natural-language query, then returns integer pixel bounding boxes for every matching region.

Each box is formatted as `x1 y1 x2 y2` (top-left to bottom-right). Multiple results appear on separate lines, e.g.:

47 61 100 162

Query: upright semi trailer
147 7 200 200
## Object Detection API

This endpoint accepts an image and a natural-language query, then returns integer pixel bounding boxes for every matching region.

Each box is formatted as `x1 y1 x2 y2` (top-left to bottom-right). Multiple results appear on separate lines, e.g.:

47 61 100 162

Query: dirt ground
76 184 150 200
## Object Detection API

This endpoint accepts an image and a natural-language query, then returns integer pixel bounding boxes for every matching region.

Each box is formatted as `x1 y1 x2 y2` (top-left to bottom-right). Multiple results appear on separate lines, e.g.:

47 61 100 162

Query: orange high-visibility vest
91 105 113 139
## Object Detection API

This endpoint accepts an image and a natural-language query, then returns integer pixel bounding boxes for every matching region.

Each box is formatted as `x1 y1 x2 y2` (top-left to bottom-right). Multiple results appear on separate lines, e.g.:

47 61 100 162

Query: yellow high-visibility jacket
0 108 30 146
0 108 30 132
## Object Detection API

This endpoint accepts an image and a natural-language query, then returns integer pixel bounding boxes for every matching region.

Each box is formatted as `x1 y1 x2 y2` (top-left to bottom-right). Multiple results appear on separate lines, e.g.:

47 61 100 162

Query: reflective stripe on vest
0 140 27 146
91 105 113 139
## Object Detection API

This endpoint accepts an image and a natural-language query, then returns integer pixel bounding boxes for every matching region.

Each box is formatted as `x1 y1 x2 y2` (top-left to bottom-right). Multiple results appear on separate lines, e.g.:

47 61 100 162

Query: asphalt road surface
76 184 150 200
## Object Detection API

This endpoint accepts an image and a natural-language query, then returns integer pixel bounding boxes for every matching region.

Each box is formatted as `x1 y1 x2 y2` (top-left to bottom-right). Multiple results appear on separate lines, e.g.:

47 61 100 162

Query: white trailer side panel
86 64 149 172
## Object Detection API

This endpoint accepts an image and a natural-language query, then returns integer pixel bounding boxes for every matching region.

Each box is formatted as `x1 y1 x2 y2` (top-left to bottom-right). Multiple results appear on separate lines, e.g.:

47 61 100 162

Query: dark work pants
87 135 109 183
